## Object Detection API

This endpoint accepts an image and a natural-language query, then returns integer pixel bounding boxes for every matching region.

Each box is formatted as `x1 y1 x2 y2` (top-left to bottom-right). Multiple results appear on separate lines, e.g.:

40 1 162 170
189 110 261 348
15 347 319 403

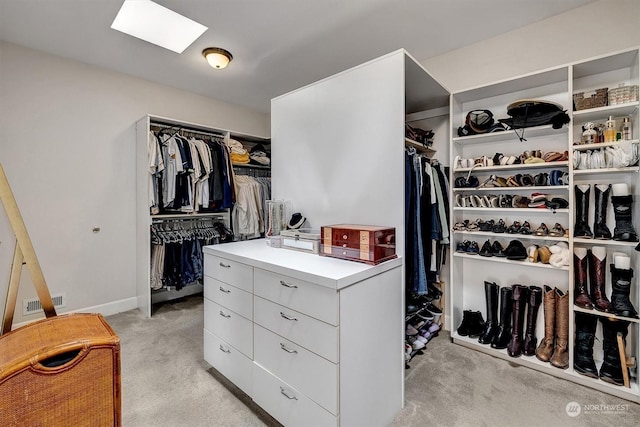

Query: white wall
271 51 405 255
0 41 269 325
422 0 640 94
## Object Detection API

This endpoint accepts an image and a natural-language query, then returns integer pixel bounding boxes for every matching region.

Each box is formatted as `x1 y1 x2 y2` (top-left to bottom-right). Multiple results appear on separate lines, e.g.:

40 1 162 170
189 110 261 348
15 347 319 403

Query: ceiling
0 0 598 114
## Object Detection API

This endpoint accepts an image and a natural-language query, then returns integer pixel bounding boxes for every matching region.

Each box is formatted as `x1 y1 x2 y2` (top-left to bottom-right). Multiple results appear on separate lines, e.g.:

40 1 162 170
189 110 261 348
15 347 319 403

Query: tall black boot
599 318 630 386
611 195 639 242
574 312 598 378
507 285 529 357
491 287 513 349
479 281 499 344
610 265 639 318
574 185 593 238
593 184 612 239
523 286 542 356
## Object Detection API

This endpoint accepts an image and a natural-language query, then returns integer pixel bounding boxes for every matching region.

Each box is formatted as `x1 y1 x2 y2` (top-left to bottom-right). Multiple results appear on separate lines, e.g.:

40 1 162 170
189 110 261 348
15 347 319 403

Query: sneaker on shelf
416 308 435 321
425 303 442 315
408 335 425 350
406 324 420 336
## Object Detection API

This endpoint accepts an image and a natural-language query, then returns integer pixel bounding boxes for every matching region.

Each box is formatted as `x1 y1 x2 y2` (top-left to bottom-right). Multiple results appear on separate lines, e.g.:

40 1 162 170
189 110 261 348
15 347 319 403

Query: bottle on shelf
604 116 617 143
621 117 632 141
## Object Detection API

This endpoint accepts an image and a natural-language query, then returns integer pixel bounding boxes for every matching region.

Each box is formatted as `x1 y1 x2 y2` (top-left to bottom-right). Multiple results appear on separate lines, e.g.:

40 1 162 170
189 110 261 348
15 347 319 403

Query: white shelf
573 238 640 247
453 125 567 145
405 137 436 157
454 161 569 173
452 230 568 242
574 167 640 174
452 252 569 270
573 306 640 324
453 207 569 213
453 185 569 192
572 139 639 151
572 101 640 122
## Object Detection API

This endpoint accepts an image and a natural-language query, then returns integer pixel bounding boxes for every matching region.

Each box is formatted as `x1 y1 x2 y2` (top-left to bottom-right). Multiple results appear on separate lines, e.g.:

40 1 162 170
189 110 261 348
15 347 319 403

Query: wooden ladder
0 163 56 335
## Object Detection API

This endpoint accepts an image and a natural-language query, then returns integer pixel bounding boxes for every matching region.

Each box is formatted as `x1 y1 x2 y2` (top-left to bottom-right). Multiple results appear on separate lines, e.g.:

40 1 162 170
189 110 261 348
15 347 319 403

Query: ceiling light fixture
203 48 233 69
111 0 207 54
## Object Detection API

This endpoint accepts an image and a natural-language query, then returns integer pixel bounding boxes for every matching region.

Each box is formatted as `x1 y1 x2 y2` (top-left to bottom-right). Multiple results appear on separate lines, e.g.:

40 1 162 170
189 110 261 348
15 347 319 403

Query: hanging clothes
404 149 450 296
231 175 271 239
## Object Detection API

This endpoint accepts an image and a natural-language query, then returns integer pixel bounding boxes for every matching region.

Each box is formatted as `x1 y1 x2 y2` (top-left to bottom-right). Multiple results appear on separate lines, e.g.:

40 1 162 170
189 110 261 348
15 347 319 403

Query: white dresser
203 239 403 427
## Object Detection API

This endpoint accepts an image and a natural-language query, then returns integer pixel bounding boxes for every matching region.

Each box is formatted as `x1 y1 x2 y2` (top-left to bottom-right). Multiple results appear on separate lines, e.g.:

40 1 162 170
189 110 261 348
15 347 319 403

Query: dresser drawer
203 329 252 396
204 254 253 292
204 299 253 358
252 363 338 427
204 276 253 320
254 268 338 325
254 324 338 415
254 296 338 363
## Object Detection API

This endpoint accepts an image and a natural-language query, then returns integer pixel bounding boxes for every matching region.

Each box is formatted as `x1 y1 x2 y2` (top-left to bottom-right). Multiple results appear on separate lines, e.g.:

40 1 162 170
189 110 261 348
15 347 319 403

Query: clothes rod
150 122 226 139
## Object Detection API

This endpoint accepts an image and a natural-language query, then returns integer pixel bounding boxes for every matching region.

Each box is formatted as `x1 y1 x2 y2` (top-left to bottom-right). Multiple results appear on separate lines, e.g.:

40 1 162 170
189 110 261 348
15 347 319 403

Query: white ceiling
0 0 598 113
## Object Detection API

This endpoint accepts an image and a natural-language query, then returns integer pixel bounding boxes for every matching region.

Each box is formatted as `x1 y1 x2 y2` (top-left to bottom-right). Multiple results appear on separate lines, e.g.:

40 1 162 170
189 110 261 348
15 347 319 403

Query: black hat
287 213 306 230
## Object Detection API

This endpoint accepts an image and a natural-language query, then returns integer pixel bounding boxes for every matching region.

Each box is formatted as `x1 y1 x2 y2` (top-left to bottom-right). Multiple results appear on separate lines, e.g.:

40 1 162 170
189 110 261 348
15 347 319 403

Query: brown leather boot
550 288 569 369
507 284 529 357
588 248 613 312
535 285 555 362
574 250 593 309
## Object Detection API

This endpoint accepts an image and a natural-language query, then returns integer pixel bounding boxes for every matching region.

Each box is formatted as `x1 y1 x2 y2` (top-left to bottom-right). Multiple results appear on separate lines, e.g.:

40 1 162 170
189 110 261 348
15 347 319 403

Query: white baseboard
12 297 138 330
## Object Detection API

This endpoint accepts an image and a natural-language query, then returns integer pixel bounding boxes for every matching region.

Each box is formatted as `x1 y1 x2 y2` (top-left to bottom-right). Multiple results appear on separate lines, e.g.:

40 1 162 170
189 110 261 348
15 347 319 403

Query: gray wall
0 41 269 324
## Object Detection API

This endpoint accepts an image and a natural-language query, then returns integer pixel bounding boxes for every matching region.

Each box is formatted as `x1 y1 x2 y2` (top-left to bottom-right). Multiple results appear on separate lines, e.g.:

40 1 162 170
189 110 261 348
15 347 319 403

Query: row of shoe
459 282 569 367
453 218 567 237
526 242 570 267
573 141 639 170
478 170 568 188
406 319 441 354
455 193 569 210
574 184 639 242
405 292 443 323
454 150 568 169
573 247 638 319
455 239 523 261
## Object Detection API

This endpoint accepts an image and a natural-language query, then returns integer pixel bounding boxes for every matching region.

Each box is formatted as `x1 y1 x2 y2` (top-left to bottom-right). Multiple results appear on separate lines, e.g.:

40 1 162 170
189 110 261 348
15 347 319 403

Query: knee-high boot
522 286 542 356
573 312 598 378
599 318 630 385
574 248 593 309
507 285 529 357
479 281 499 344
490 287 512 349
574 185 593 238
593 184 612 239
535 285 555 362
588 247 612 312
550 288 569 369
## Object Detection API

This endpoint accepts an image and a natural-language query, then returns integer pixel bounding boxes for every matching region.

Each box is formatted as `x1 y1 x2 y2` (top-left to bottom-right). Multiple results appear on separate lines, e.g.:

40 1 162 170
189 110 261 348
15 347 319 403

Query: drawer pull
219 345 230 354
280 343 298 354
279 280 298 289
219 262 231 268
219 310 231 318
280 387 298 400
280 312 298 321
219 286 231 293
342 234 348 239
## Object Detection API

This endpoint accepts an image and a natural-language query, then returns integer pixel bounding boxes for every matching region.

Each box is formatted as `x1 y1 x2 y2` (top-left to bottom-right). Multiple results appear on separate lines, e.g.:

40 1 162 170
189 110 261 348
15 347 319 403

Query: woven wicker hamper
0 313 121 426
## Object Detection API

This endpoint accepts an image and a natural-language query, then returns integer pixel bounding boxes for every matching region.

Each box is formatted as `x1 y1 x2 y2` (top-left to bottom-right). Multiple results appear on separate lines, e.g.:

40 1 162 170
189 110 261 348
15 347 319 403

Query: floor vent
23 293 66 315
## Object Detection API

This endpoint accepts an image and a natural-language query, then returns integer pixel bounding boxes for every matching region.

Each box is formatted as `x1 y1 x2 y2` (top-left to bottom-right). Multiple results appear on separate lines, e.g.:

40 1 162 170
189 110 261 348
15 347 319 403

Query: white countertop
203 239 403 290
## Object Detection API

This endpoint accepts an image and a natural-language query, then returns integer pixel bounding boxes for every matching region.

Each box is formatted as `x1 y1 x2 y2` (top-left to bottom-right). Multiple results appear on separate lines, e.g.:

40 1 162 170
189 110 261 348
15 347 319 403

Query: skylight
111 0 207 54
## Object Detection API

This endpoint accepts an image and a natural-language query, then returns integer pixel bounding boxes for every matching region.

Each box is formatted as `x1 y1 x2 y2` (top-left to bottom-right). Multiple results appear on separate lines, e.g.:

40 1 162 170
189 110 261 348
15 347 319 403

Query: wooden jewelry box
320 224 397 265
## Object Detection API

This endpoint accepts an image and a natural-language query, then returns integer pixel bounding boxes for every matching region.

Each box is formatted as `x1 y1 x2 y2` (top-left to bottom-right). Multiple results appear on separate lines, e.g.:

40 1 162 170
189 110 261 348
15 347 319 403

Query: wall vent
23 293 66 315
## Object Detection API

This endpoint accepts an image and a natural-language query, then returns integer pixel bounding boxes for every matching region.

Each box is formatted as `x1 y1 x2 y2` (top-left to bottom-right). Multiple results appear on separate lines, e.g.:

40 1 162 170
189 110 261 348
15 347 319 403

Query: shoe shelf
454 161 569 173
453 207 569 214
572 139 640 151
573 166 640 175
572 101 640 123
452 230 568 242
453 125 567 145
573 237 640 247
573 305 640 324
453 185 569 192
452 252 569 270
565 369 640 400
